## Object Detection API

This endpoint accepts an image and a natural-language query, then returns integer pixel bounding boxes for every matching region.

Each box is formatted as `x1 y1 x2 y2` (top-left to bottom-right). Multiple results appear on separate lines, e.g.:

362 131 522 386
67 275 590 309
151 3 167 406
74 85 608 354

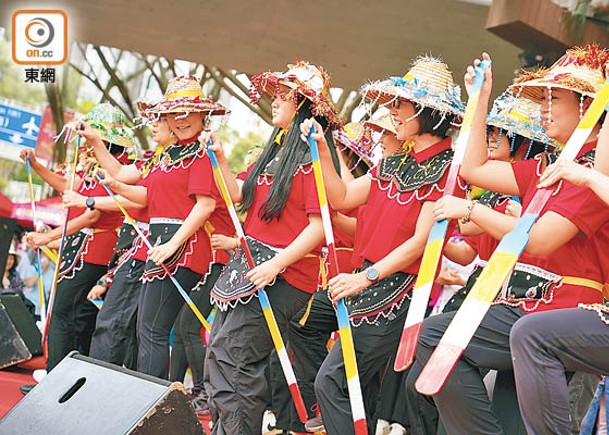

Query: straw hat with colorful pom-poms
249 60 342 129
147 76 229 116
360 55 465 119
486 91 557 149
511 43 609 104
332 122 375 168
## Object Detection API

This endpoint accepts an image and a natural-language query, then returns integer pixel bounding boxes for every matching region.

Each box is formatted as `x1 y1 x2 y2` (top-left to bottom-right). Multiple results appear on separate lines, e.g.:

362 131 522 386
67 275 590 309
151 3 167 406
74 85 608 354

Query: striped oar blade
206 146 309 424
415 79 609 396
307 130 369 434
394 60 490 372
95 175 212 332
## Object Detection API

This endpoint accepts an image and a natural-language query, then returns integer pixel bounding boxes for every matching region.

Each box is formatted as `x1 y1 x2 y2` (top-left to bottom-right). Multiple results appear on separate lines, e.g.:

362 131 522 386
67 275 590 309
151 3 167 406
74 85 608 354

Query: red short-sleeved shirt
509 144 608 311
238 163 322 293
333 207 359 274
353 137 464 275
207 194 235 265
143 146 218 275
77 181 122 266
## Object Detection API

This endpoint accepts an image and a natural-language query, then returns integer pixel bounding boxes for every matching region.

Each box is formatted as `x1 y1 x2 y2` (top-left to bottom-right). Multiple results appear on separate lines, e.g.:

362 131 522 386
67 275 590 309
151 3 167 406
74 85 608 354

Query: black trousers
47 262 107 371
89 258 145 369
405 304 524 435
315 303 409 435
288 289 337 422
377 353 410 428
510 308 609 435
137 267 202 378
169 263 221 393
207 276 309 435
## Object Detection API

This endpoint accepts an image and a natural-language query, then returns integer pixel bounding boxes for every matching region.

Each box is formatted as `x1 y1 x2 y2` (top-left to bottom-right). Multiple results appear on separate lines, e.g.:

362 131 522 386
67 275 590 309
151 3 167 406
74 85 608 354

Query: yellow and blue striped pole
416 77 609 396
94 174 211 332
395 59 490 372
206 144 309 423
307 128 369 435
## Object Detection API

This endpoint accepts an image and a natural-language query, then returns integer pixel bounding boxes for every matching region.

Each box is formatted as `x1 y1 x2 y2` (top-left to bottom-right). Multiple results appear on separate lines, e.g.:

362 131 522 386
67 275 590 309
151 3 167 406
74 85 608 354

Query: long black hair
240 97 341 222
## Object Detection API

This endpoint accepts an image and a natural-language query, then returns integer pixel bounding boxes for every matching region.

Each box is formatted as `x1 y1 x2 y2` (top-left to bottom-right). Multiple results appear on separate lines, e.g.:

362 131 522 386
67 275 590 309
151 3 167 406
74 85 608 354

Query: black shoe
19 384 36 395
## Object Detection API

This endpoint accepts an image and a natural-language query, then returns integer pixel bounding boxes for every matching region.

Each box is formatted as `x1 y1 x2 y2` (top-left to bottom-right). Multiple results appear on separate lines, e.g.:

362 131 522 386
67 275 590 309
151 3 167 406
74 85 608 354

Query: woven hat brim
66 121 136 148
361 81 465 118
148 102 228 116
333 130 374 167
364 117 397 135
510 78 599 104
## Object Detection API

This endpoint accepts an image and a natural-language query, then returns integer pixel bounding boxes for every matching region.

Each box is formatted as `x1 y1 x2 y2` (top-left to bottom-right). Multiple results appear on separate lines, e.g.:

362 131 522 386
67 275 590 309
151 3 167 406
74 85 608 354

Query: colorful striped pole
206 145 309 424
94 174 211 332
25 154 48 323
307 128 369 435
415 78 609 396
394 59 490 372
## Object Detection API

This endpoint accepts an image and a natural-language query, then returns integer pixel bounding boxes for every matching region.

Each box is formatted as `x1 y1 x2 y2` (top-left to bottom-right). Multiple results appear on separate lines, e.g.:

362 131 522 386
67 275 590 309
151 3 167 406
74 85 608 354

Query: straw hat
364 113 397 135
249 61 342 128
147 76 228 116
511 43 609 103
332 122 375 167
69 103 136 149
486 91 556 147
361 55 465 117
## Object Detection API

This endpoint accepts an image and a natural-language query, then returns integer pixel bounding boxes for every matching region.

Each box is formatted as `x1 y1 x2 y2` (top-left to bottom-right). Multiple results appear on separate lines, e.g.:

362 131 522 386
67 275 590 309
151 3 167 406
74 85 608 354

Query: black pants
207 276 309 435
137 267 202 378
405 304 524 435
288 289 337 422
510 308 609 435
315 303 409 435
169 263 221 393
377 353 410 428
89 258 144 369
47 262 107 371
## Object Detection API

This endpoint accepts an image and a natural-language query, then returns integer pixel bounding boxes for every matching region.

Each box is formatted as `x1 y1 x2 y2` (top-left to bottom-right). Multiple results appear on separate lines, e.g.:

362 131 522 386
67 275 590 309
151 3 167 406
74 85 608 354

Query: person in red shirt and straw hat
300 55 466 435
23 103 131 373
405 45 609 435
202 61 342 434
98 76 229 380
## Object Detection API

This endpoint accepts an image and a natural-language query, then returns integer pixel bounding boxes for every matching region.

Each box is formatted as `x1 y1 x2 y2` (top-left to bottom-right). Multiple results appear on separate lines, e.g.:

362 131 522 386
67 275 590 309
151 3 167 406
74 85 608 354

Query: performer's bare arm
147 194 216 265
332 212 357 237
76 122 141 183
300 118 370 210
433 195 581 257
443 240 478 266
62 191 144 211
459 55 520 196
19 149 70 193
96 168 148 206
27 209 101 248
200 131 244 203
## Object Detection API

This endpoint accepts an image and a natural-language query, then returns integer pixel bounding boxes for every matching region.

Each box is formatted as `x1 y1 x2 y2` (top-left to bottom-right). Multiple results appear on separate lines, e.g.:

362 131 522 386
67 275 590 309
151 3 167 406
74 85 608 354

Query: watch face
366 267 379 282
86 197 95 208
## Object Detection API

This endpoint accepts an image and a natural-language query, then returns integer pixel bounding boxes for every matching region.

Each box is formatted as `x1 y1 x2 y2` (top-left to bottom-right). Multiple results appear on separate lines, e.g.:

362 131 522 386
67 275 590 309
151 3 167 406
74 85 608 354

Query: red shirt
238 163 322 293
509 143 608 311
142 144 218 276
207 195 235 265
353 137 463 275
78 181 122 266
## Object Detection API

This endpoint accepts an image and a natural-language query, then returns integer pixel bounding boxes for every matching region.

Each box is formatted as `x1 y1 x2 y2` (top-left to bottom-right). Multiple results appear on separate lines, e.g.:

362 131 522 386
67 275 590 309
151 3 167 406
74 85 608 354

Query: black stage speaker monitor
0 352 204 434
0 293 42 368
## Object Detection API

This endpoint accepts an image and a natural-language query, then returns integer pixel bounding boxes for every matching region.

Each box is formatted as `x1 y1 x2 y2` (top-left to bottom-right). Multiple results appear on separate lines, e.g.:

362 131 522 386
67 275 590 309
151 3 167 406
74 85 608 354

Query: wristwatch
364 266 380 285
96 278 107 287
86 197 96 210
